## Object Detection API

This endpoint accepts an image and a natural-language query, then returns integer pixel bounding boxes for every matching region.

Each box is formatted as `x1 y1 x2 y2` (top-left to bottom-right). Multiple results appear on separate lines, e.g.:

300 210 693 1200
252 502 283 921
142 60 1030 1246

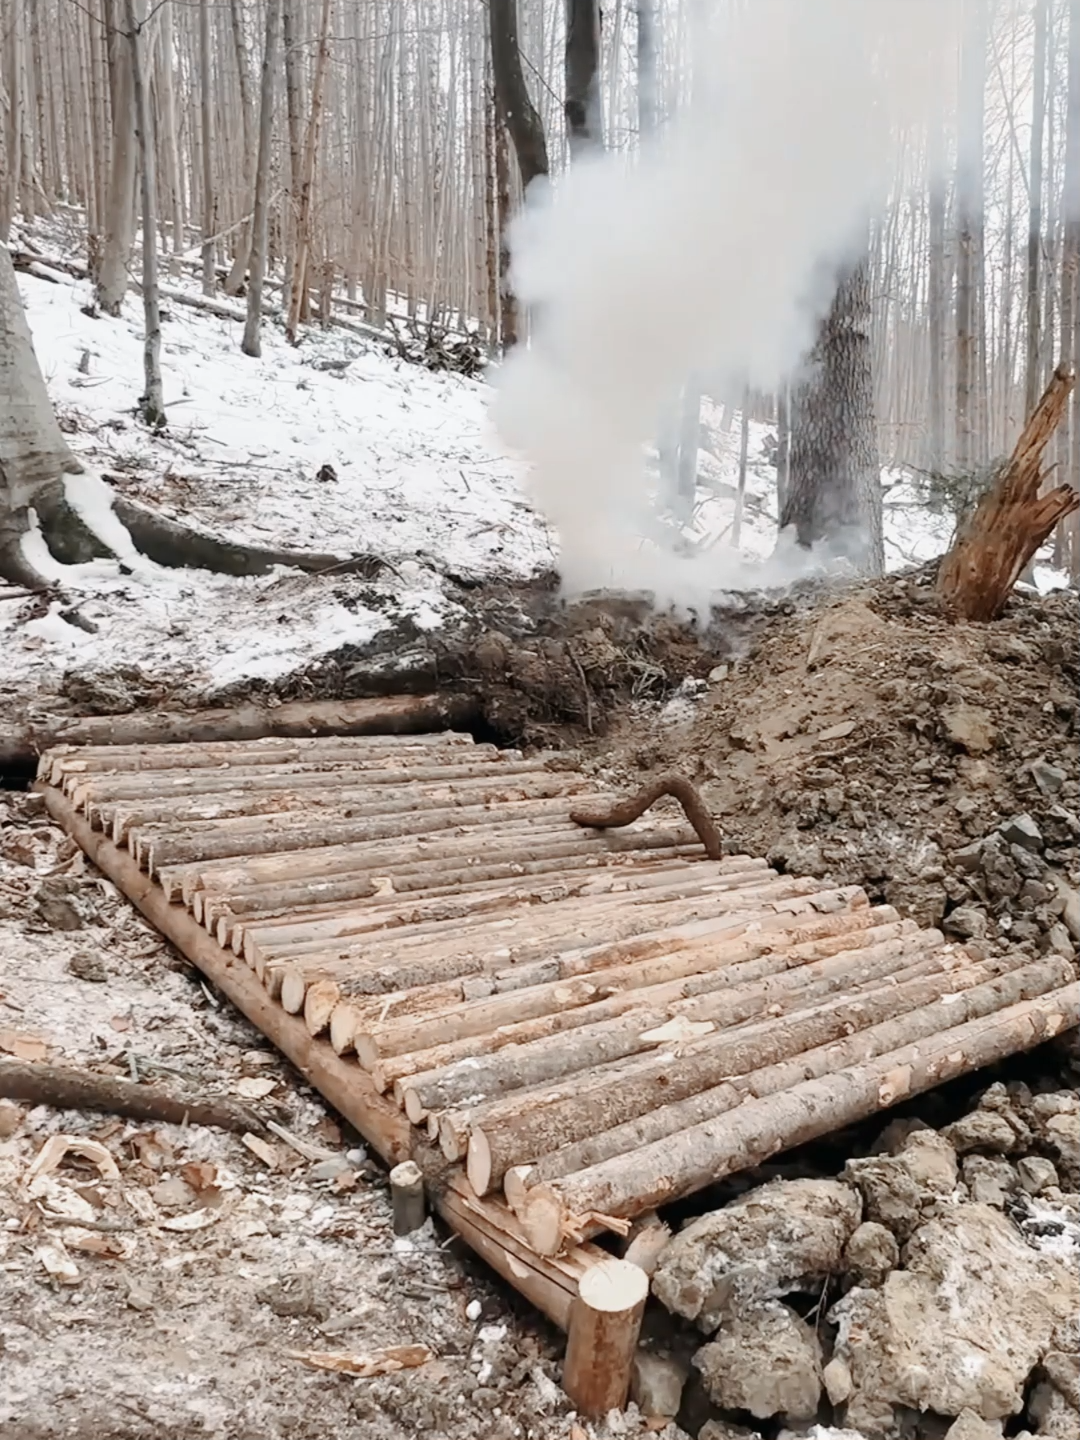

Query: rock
1044 922 1075 957
34 875 92 931
0 1099 24 1139
1028 1379 1080 1438
843 1221 901 1285
308 1156 353 1182
845 1130 958 1241
1042 806 1080 846
944 1410 1004 1440
942 704 997 755
944 1110 1024 1155
961 1155 1017 1208
1017 1157 1060 1196
1041 1350 1080 1409
652 1178 862 1331
149 1177 197 1210
629 1351 688 1419
979 837 1023 901
256 1273 322 1319
1011 845 1048 881
1031 761 1067 797
67 952 109 983
1054 881 1080 943
693 1302 822 1421
1029 1094 1080 1177
999 814 1044 852
873 1117 934 1154
952 840 987 874
830 1205 1078 1423
698 1423 762 1440
943 905 989 940
823 1355 853 1404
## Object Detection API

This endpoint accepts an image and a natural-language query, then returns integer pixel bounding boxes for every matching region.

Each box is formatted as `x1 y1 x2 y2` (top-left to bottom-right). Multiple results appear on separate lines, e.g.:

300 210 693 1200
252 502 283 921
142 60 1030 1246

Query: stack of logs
38 733 1080 1263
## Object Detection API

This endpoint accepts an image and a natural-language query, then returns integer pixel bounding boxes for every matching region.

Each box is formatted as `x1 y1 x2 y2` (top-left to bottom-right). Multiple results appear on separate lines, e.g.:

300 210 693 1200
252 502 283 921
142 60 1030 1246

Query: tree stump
937 364 1078 621
562 1258 649 1416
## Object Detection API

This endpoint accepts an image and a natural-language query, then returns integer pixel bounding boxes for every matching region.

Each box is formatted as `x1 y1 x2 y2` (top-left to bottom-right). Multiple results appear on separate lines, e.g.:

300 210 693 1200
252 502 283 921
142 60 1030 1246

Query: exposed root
570 773 724 858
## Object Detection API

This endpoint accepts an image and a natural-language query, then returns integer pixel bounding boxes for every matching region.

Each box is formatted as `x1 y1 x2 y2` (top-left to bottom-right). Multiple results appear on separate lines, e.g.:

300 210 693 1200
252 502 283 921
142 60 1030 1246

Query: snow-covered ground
2 226 1069 698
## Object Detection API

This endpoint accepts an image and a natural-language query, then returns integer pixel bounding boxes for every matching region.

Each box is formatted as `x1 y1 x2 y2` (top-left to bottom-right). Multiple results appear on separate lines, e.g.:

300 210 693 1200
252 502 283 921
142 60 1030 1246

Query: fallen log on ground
0 1059 263 1133
518 970 1079 1254
937 362 1079 620
3 694 477 770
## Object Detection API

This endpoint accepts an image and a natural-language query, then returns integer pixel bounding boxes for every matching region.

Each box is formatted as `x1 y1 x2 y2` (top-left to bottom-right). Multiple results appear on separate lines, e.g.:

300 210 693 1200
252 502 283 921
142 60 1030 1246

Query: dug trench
1 561 1077 1440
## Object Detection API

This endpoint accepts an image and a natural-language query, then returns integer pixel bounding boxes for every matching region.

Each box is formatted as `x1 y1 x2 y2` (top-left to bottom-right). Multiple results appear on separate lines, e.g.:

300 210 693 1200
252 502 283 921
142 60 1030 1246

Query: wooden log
10 694 478 768
389 914 911 1113
0 1059 262 1133
363 906 901 1078
503 950 1046 1214
36 785 413 1166
521 974 1079 1253
389 1160 426 1235
35 783 612 1336
74 753 542 808
562 1259 649 1417
442 936 971 1180
937 363 1079 620
570 773 723 859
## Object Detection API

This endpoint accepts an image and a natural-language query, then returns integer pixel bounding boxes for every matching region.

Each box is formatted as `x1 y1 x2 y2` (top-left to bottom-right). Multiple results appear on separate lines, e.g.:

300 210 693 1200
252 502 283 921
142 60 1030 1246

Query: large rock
693 1302 822 1421
629 1351 688 1420
830 1205 1079 1430
844 1128 959 1241
652 1178 862 1331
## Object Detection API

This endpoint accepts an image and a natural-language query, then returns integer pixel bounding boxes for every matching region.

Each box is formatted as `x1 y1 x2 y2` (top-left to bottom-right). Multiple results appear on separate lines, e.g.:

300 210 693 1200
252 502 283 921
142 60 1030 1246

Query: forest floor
2 225 1078 1440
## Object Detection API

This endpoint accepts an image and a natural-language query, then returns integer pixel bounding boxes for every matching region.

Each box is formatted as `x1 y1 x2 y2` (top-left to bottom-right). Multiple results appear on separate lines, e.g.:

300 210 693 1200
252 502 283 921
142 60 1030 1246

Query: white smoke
494 0 961 603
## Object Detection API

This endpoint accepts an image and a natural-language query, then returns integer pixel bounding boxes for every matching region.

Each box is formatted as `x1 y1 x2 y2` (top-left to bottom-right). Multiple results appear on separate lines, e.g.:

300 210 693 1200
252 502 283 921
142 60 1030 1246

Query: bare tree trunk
280 0 305 319
199 0 216 295
224 0 256 295
95 0 136 317
733 385 750 548
124 0 164 429
1026 0 1049 418
928 138 947 473
243 0 280 358
635 0 657 140
286 0 333 344
776 384 791 513
493 91 517 348
489 0 549 191
956 0 987 473
565 0 602 154
779 258 884 576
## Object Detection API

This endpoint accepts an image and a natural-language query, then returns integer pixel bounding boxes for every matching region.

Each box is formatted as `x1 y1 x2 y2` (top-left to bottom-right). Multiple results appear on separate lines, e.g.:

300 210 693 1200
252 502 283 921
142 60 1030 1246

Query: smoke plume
493 0 960 602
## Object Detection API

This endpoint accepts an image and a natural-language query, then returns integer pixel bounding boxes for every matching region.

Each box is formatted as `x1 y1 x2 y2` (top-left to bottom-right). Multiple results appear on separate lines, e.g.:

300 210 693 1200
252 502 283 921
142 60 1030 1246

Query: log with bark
0 1059 263 1132
519 969 1078 1254
937 363 1079 620
570 774 724 859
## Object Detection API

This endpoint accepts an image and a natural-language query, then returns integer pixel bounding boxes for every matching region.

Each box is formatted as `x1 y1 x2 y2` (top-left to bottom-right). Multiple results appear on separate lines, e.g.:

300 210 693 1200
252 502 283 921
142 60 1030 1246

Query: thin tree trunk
1027 0 1049 419
286 0 333 344
199 0 215 294
224 0 257 295
956 0 987 473
779 258 884 576
125 0 165 428
242 0 280 358
489 0 549 191
636 0 657 139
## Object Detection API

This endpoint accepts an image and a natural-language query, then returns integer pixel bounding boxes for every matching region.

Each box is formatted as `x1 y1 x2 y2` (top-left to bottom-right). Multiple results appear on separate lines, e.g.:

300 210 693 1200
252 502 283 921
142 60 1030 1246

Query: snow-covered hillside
4 228 1051 699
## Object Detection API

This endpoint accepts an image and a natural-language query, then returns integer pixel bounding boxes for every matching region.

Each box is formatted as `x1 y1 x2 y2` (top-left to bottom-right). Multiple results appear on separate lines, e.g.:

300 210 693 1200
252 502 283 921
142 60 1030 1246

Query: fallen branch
937 363 1079 621
570 774 723 859
0 1059 263 1132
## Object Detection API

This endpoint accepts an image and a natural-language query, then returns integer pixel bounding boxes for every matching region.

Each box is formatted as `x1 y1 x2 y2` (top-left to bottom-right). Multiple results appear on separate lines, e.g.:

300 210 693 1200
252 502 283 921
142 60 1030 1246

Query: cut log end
389 1159 426 1236
303 979 339 1036
503 1164 533 1215
563 1258 649 1418
466 1128 493 1197
521 1183 566 1256
328 1004 357 1056
279 968 307 1015
403 1087 427 1126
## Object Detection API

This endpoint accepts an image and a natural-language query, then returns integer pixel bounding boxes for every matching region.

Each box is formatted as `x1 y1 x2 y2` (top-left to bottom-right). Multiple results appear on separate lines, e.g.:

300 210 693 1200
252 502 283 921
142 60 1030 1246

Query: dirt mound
592 569 1079 952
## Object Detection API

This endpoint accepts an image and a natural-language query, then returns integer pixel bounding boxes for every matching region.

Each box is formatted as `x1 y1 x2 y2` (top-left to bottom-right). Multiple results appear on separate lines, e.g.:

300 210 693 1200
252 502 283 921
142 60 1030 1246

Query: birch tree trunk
779 258 884 576
224 0 256 295
199 0 216 295
243 0 280 359
124 0 165 428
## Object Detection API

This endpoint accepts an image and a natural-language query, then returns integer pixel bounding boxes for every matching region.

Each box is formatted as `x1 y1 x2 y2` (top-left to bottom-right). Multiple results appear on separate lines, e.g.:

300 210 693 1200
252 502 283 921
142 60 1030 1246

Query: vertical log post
389 1160 426 1236
563 1258 649 1417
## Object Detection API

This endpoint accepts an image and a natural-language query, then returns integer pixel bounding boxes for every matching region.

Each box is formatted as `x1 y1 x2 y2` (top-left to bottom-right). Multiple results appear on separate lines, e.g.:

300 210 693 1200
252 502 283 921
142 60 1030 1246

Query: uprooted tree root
570 773 725 858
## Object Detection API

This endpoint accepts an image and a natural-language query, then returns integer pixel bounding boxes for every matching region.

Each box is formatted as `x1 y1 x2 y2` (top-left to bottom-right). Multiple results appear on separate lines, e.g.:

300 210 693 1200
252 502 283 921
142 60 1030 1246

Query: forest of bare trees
0 0 1078 575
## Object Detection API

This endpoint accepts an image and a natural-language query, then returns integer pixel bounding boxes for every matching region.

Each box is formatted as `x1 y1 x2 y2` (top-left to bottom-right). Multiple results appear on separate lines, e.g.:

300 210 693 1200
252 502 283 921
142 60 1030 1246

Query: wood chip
0 1030 49 1062
637 1016 715 1045
241 1131 280 1169
26 1134 121 1184
180 1161 218 1193
36 1241 80 1284
235 1075 276 1100
66 1230 130 1259
287 1344 432 1377
159 1207 220 1232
